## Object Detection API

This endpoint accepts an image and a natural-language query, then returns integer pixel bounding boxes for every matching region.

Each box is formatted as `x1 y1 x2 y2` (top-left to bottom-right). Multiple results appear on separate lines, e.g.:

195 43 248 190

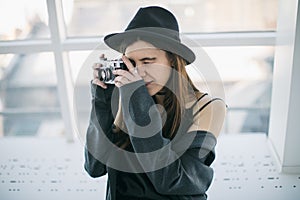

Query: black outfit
84 80 217 200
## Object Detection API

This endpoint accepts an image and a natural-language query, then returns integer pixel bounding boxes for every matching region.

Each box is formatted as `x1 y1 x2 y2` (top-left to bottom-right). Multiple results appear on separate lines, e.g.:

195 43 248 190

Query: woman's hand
113 55 143 88
92 54 108 89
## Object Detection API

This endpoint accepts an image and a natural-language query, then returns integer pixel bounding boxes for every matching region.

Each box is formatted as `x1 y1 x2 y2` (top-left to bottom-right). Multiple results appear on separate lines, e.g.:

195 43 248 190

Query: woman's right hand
92 54 107 89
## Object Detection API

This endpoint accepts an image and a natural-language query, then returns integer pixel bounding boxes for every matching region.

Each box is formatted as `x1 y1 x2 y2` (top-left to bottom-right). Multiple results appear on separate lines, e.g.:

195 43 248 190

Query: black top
84 80 217 200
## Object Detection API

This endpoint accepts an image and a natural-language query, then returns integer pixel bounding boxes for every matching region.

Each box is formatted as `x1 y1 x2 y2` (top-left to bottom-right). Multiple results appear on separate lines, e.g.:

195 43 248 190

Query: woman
84 6 226 200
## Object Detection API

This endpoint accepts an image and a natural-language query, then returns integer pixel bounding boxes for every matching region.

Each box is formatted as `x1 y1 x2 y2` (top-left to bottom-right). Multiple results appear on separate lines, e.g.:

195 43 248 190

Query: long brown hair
113 51 200 148
162 52 199 139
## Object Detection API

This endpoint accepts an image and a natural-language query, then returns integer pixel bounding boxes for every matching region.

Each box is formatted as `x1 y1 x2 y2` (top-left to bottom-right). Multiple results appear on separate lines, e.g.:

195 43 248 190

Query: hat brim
104 28 195 64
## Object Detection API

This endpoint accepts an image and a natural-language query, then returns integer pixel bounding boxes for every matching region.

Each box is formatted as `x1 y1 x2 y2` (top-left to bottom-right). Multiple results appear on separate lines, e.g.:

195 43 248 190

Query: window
0 53 63 137
0 0 50 41
0 0 278 138
64 0 278 37
203 46 274 134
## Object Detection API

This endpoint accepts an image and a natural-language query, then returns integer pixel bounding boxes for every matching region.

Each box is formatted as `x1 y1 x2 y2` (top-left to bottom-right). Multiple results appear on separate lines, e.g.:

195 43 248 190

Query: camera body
97 59 128 84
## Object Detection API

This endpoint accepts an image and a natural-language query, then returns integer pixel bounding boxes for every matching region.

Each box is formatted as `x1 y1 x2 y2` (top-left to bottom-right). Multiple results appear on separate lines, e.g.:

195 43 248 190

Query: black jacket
84 80 217 200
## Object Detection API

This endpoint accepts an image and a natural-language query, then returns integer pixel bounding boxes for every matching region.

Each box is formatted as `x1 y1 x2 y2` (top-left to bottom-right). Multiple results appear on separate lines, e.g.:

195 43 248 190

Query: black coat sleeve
84 83 116 178
119 80 217 195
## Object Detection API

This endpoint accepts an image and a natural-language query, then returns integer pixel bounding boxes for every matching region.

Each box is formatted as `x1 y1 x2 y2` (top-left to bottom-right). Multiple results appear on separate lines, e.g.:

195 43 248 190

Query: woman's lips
145 81 153 86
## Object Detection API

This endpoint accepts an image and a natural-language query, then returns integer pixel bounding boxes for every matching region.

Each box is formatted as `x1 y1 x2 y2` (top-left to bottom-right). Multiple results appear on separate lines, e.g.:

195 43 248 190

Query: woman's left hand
113 55 142 88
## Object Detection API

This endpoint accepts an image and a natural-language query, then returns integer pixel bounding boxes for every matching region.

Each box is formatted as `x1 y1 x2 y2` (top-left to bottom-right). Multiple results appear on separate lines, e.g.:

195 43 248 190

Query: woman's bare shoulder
187 93 227 137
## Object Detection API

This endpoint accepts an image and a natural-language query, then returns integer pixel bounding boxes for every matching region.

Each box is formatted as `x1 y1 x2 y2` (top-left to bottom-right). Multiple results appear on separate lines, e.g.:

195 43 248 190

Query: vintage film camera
96 58 128 84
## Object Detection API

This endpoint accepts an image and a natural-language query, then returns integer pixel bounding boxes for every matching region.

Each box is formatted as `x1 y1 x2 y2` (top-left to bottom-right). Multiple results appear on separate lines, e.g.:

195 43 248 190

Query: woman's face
125 40 172 96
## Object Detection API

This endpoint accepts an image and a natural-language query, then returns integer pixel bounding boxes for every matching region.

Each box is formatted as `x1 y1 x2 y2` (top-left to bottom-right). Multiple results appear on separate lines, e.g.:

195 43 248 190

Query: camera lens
98 68 113 82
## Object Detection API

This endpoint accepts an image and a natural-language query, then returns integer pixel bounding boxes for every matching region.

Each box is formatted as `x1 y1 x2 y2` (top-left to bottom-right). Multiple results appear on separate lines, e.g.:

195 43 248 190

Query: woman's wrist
91 82 116 103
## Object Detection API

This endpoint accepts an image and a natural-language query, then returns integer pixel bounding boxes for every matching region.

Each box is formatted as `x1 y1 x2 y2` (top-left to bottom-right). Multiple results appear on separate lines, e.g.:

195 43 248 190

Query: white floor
0 134 299 200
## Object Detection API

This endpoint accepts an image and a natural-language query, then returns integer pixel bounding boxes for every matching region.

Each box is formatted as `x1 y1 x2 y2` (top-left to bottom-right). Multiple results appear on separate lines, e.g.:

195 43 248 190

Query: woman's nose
137 65 146 77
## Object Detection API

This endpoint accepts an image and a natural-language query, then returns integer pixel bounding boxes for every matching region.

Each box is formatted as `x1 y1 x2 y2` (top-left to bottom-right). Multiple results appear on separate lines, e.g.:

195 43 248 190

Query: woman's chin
147 84 163 96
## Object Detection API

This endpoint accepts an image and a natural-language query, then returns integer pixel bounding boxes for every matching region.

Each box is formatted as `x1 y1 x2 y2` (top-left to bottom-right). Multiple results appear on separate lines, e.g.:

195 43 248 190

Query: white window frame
0 0 298 172
268 0 300 173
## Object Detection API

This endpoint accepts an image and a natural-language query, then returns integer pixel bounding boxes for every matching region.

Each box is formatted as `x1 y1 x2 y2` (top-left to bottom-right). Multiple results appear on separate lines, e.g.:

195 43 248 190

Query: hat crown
125 6 179 32
104 6 196 64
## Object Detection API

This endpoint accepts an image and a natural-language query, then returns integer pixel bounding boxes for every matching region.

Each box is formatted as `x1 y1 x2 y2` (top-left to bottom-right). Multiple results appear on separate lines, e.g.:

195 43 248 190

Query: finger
93 63 102 70
99 54 105 59
122 55 135 71
92 78 107 89
93 69 99 79
114 75 130 85
114 81 122 88
113 69 135 80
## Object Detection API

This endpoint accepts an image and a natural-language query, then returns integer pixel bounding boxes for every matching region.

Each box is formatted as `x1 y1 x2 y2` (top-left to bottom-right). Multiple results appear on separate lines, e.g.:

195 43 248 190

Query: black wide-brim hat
104 6 196 64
